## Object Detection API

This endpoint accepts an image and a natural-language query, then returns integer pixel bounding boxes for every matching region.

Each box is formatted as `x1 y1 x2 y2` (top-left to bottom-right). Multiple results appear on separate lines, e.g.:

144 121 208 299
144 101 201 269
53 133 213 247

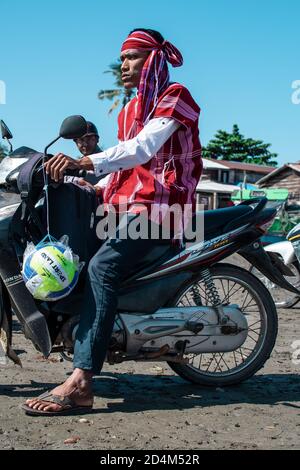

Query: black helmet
83 121 99 137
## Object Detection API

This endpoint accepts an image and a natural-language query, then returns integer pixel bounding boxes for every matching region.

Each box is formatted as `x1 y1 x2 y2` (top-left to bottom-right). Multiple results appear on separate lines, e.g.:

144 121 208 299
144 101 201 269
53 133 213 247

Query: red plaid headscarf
121 30 183 132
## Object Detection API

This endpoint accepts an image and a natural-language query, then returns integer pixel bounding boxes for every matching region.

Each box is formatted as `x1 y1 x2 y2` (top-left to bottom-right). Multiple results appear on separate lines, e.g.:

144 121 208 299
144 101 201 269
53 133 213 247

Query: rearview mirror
59 115 87 140
0 120 13 140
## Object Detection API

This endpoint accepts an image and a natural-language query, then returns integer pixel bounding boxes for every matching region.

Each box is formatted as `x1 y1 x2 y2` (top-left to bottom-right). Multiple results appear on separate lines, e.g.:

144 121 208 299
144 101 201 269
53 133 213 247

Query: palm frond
98 89 122 101
104 61 123 87
108 99 121 115
98 60 132 113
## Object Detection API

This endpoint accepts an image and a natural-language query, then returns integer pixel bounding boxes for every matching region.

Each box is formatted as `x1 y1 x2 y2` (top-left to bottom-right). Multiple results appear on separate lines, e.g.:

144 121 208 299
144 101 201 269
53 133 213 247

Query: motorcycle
250 224 300 308
0 115 299 387
0 119 35 191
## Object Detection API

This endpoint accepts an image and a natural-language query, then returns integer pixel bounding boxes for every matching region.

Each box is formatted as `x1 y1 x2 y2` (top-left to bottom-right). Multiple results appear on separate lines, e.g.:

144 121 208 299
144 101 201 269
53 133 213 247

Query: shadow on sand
1 371 299 414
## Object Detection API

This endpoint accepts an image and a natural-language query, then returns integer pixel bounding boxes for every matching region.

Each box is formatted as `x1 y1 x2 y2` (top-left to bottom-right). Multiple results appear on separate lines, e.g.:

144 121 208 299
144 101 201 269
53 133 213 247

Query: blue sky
0 0 299 165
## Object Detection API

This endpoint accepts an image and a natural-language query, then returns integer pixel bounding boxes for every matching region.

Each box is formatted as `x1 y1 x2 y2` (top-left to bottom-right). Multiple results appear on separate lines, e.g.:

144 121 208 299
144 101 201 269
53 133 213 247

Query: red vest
103 83 202 230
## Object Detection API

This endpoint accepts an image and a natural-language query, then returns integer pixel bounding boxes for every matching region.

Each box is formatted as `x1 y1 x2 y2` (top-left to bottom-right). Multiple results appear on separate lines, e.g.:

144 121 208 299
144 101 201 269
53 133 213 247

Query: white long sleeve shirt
89 117 180 186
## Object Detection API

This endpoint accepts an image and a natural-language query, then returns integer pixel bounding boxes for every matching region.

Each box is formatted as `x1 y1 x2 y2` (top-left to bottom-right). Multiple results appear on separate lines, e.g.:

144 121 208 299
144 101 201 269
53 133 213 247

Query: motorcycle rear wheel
167 263 278 387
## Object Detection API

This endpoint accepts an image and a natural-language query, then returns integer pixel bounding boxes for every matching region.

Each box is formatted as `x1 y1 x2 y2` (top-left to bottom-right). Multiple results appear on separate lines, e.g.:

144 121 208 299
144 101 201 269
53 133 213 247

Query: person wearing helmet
23 28 202 415
73 121 103 185
73 121 101 158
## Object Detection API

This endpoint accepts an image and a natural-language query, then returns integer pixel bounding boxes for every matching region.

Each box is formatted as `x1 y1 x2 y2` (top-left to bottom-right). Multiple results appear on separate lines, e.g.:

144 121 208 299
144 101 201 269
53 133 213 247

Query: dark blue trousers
73 218 172 374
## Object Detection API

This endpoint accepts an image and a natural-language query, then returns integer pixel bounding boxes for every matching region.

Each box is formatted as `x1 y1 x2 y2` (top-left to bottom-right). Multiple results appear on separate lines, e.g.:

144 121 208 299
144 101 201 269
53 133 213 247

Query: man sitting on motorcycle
23 28 202 415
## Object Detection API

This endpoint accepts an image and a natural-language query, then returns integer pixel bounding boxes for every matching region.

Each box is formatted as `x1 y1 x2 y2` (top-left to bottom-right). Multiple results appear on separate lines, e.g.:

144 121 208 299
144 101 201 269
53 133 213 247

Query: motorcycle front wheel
167 263 278 387
250 261 300 308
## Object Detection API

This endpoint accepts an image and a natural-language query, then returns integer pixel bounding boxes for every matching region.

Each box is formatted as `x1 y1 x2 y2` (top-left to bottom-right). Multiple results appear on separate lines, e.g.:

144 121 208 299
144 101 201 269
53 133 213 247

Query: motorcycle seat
127 206 254 275
202 205 252 237
123 242 180 283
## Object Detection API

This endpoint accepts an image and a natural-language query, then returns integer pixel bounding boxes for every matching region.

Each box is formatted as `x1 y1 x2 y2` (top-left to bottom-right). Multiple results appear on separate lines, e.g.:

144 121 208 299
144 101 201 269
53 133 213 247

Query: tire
250 260 300 308
167 263 278 387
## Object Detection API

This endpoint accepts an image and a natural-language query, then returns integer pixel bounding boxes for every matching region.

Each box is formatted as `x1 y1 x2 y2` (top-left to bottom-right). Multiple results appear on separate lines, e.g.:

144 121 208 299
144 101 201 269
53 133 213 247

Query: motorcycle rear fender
264 240 295 266
239 241 300 294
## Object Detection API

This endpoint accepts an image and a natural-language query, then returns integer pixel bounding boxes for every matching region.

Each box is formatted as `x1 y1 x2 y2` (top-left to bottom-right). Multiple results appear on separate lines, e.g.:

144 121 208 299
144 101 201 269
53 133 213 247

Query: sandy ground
1 257 300 451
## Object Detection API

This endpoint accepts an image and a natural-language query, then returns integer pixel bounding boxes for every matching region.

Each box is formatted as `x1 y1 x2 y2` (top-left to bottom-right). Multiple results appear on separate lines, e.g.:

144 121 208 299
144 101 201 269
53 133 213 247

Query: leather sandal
21 390 93 416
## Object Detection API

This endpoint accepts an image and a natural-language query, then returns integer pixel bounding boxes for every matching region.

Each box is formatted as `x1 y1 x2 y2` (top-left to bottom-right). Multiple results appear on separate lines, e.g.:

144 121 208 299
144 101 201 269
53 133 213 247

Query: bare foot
25 368 93 413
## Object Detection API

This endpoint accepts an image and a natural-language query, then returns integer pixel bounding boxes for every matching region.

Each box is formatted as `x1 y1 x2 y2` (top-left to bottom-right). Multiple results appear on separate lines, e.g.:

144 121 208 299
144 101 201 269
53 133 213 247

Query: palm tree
98 60 134 114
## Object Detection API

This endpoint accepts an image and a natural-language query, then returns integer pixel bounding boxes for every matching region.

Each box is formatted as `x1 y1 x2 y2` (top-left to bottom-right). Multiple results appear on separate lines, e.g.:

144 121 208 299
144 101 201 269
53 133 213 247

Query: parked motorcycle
1 116 299 387
250 229 300 308
0 120 35 190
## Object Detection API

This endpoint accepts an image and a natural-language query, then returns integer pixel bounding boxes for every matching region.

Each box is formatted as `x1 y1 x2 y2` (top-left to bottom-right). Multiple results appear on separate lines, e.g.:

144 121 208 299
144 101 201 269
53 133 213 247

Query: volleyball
22 241 80 301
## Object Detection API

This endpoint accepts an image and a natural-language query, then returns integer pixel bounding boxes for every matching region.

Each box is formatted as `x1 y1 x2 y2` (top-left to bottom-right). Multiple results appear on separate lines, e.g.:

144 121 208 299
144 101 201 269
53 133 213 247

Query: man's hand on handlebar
76 179 95 190
45 153 94 182
76 178 103 198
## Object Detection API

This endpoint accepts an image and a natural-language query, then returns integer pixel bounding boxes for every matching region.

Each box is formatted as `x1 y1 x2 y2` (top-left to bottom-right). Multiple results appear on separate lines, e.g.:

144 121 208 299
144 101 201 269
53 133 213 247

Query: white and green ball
22 243 79 301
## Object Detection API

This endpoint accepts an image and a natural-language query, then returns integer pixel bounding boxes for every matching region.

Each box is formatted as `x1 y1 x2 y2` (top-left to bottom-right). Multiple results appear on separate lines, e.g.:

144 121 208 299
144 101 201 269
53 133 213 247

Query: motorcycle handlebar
43 153 88 178
37 154 87 179
64 168 87 178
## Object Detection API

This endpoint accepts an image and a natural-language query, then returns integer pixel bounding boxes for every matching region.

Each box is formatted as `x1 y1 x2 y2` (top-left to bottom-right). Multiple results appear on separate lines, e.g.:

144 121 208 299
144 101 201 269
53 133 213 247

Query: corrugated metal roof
197 180 238 193
202 158 229 170
289 164 300 172
216 160 275 173
257 163 300 185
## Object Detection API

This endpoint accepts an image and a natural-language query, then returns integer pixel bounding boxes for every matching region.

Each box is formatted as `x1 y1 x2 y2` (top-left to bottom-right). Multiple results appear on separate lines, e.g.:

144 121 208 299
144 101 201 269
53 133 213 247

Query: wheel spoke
221 283 244 304
211 353 223 372
248 332 260 342
248 320 261 328
248 326 261 333
233 351 238 367
240 346 255 352
238 348 248 361
220 279 228 302
242 299 258 312
240 290 251 310
204 354 216 372
216 353 231 371
244 308 260 314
